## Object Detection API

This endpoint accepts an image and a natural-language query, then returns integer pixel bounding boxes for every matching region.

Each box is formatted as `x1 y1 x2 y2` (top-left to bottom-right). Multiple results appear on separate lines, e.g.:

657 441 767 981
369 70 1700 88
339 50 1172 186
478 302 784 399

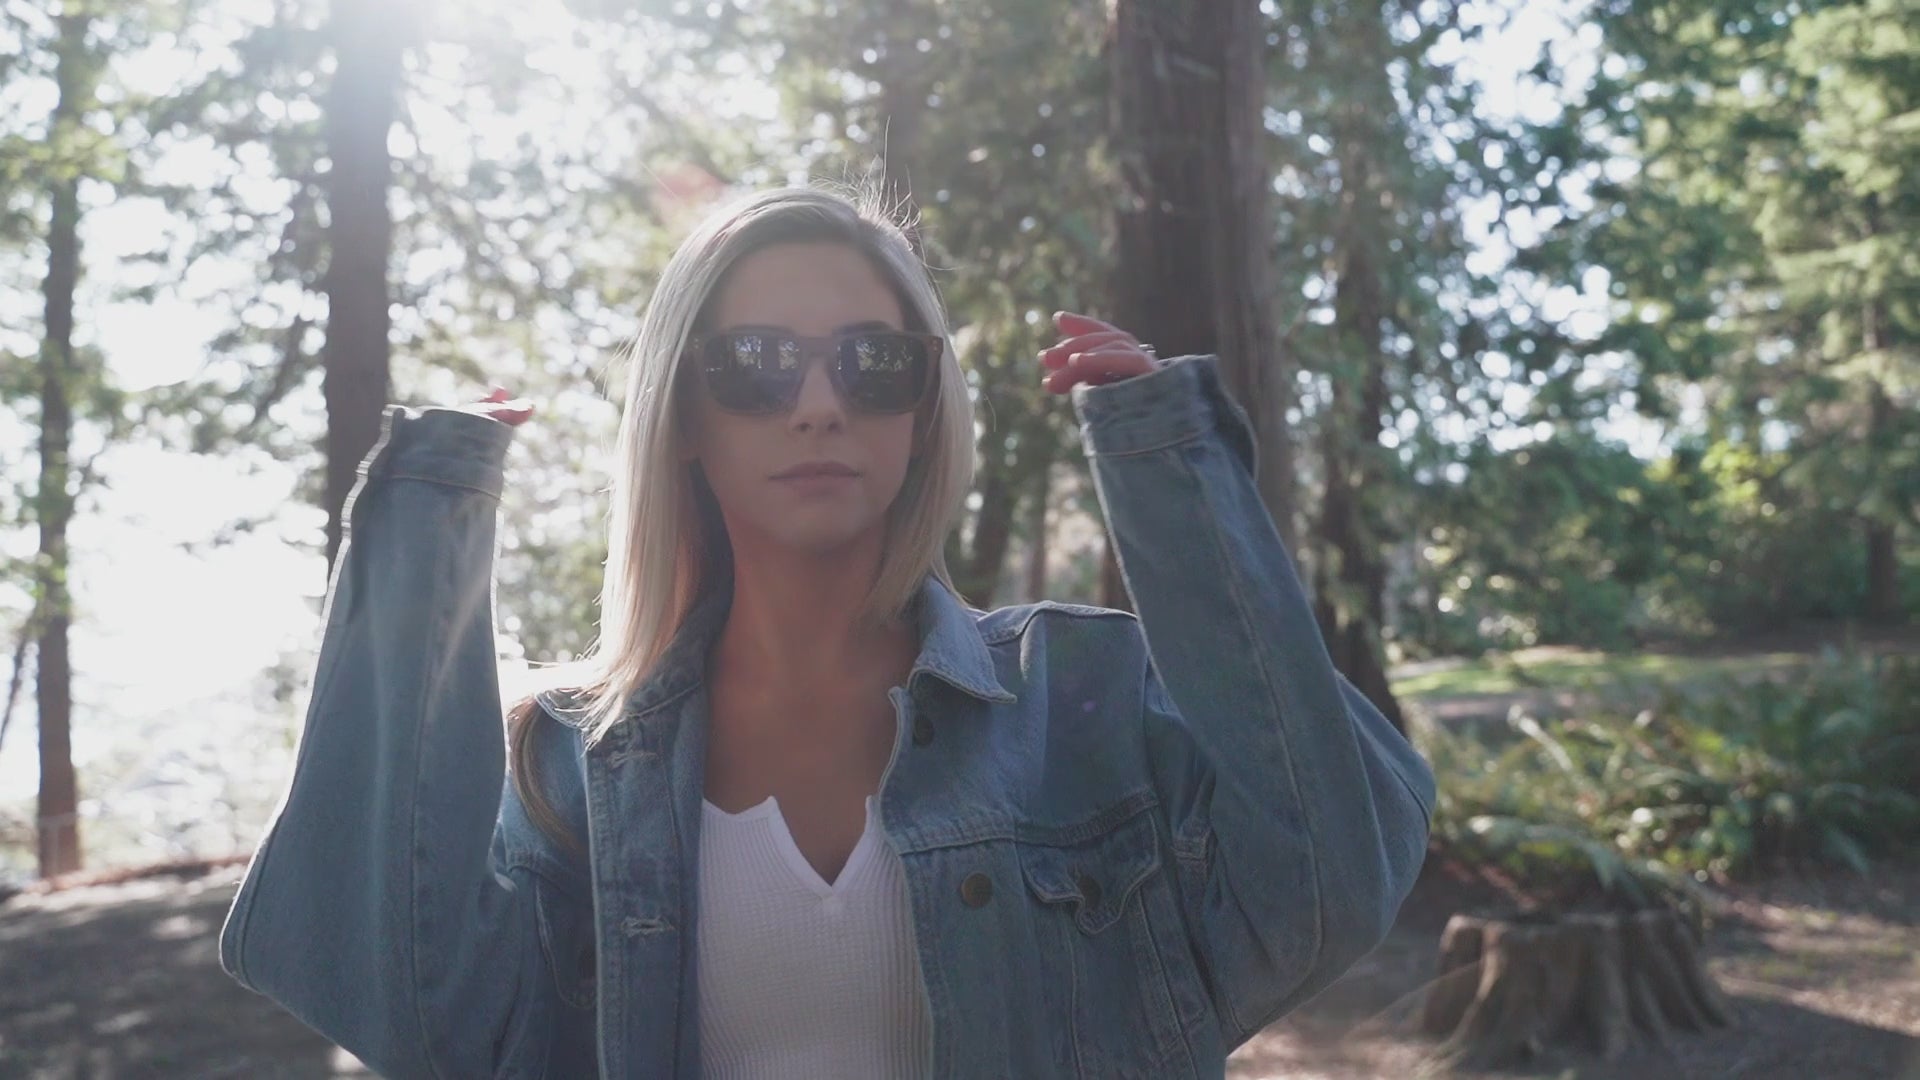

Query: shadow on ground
4 861 1917 1079
0 870 367 1079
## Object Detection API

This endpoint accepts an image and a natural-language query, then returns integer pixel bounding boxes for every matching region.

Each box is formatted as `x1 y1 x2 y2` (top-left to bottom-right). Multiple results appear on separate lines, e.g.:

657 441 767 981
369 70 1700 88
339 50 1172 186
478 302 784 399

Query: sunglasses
686 328 943 416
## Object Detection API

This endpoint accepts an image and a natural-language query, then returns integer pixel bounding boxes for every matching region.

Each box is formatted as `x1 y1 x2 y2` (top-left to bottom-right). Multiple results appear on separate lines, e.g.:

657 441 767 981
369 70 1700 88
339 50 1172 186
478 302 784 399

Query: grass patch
1393 648 1810 700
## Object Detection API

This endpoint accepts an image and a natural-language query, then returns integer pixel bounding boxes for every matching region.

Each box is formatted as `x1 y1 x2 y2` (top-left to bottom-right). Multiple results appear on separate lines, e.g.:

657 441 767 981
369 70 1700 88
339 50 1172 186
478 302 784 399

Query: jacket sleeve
1071 355 1436 1049
218 405 550 1079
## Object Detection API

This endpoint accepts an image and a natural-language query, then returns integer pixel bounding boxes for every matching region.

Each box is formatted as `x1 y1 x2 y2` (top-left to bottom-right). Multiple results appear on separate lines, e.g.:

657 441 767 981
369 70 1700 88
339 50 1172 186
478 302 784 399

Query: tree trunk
1861 315 1900 623
961 457 1017 608
1099 541 1129 614
1311 0 1405 732
321 0 407 573
960 406 1060 608
867 0 929 252
1102 0 1296 612
1865 518 1899 623
1312 307 1401 730
1422 909 1733 1067
1022 455 1053 603
35 11 95 879
1208 2 1296 555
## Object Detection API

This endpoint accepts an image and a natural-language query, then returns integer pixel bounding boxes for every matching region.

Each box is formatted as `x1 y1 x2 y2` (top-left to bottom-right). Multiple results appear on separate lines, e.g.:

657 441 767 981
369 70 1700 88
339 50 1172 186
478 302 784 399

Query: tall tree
33 8 101 878
320 0 415 570
1265 0 1508 724
1301 0 1403 729
129 0 693 667
1774 0 1918 621
1104 0 1295 608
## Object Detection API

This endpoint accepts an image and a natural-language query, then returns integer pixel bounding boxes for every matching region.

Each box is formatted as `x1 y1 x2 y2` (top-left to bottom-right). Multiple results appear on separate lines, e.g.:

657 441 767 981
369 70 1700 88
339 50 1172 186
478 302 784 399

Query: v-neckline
702 793 878 898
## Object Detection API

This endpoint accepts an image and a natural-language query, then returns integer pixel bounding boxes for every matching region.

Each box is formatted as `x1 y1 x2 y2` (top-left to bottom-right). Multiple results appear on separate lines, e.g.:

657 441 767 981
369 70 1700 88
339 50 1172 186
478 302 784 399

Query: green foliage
1504 0 1920 630
1661 437 1894 625
1407 432 1688 652
1427 714 1710 920
1405 427 1918 655
1427 647 1920 902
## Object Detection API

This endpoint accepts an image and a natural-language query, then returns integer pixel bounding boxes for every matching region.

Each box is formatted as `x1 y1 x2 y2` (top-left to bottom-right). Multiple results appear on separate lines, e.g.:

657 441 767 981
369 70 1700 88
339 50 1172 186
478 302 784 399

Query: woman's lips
773 472 858 493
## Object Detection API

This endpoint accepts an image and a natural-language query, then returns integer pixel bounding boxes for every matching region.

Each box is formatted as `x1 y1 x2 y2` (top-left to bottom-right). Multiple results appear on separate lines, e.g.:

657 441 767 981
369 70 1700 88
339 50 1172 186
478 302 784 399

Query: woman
219 183 1434 1079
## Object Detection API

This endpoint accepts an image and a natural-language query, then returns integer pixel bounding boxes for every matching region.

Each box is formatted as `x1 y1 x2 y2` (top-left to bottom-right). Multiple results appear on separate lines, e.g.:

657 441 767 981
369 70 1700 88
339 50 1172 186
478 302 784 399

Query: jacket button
912 715 935 747
959 872 993 907
1076 873 1103 910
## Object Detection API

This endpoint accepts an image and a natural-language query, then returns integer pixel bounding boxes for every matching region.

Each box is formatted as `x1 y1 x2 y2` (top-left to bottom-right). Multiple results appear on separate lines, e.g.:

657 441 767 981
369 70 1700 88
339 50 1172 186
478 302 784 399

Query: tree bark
1208 1 1296 554
1865 516 1899 623
1862 304 1900 624
961 454 1016 608
1102 0 1296 609
35 12 95 879
1422 909 1732 1067
1100 538 1129 614
958 404 1058 608
1022 453 1054 603
869 0 928 252
1311 0 1405 732
1312 336 1402 729
321 0 408 573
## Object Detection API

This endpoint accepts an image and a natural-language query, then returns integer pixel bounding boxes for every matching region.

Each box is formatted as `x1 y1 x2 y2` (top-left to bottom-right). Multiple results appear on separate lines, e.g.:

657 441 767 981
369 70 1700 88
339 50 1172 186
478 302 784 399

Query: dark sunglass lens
840 334 931 412
702 333 799 413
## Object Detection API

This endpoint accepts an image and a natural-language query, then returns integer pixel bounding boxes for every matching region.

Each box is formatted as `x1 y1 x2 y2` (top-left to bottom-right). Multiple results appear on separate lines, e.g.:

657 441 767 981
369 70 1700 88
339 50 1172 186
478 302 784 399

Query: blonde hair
506 180 975 856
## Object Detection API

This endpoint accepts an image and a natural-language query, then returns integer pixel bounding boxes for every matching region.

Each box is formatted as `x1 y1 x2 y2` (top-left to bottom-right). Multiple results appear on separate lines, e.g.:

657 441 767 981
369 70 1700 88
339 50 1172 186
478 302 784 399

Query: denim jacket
219 354 1435 1079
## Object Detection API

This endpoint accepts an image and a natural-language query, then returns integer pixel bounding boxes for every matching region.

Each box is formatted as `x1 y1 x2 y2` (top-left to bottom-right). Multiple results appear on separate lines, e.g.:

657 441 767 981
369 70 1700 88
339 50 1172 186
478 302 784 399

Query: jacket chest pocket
1017 807 1202 1079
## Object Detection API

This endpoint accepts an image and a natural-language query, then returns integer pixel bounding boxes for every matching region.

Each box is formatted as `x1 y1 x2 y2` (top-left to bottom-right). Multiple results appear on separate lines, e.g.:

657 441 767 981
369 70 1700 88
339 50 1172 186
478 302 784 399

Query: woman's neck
711 542 918 701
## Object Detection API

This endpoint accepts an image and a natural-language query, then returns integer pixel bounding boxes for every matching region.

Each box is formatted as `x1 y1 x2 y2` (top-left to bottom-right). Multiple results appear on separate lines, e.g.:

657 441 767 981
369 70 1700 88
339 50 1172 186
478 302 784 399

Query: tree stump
1419 908 1733 1067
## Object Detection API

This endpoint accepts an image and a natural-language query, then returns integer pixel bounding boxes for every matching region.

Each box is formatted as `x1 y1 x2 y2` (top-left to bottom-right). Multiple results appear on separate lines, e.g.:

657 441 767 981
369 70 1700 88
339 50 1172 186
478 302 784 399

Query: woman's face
680 241 923 558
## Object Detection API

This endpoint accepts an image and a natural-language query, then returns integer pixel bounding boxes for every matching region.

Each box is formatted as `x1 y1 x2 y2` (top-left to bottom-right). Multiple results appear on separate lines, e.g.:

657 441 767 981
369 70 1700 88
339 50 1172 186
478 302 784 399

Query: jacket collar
538 571 1014 731
908 573 1019 705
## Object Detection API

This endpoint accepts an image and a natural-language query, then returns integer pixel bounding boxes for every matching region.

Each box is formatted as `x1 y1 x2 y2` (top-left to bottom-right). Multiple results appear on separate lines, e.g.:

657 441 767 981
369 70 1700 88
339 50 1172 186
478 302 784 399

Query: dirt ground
3 856 1916 1079
0 868 360 1079
1230 860 1920 1080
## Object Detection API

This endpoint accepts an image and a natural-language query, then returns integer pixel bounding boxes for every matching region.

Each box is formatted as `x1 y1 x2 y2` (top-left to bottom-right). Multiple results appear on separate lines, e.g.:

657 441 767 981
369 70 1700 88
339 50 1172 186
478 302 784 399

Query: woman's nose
787 354 846 429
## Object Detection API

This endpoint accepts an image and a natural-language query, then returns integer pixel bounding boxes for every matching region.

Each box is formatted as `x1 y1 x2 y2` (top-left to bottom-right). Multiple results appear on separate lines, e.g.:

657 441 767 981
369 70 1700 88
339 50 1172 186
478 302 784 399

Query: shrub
1424 647 1920 908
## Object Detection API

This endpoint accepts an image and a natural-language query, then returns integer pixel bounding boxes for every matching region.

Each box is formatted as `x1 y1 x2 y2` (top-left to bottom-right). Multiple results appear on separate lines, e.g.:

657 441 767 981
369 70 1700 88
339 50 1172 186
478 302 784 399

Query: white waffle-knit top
696 792 933 1079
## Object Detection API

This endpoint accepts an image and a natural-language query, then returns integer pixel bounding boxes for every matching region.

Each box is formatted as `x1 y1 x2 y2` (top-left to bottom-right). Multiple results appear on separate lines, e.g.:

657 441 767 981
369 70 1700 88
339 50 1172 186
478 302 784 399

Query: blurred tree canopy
1500 0 1920 638
1 0 1911 661
0 0 1915 872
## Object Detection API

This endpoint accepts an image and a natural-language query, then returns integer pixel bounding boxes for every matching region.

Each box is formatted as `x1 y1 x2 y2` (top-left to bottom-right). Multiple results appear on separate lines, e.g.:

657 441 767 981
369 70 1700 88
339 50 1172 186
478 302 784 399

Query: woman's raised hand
453 386 536 427
1038 311 1160 394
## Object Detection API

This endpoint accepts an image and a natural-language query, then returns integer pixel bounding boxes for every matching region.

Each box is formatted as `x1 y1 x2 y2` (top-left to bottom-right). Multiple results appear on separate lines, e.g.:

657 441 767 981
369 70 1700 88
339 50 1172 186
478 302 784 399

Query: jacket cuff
1070 354 1259 477
367 405 516 500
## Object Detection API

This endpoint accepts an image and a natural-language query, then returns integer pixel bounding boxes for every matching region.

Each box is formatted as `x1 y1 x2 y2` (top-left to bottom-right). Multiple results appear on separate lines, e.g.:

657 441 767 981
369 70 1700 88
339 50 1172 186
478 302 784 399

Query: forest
1 0 1915 1075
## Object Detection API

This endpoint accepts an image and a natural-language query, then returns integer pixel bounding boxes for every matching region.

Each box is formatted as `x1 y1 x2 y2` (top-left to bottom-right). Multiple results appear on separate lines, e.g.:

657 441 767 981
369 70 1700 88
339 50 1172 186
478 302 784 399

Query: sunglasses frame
685 328 945 416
